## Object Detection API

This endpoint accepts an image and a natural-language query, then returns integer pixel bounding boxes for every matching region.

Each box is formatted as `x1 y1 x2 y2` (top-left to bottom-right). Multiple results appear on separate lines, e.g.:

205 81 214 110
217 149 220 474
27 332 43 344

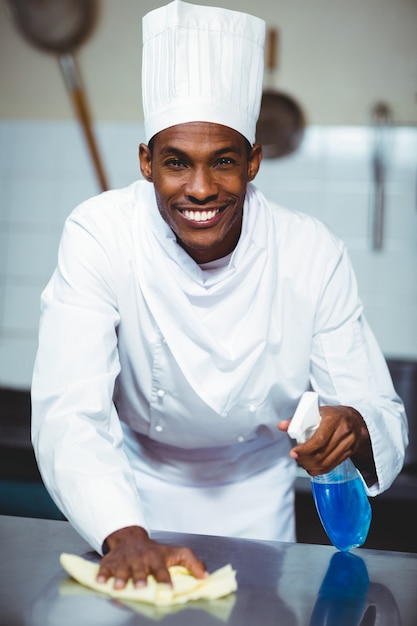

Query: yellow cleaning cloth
60 553 237 606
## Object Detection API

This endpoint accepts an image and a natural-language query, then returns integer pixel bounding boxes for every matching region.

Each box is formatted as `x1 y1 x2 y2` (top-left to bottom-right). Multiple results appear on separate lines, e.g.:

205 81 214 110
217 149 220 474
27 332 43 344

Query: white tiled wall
256 125 417 361
0 120 416 388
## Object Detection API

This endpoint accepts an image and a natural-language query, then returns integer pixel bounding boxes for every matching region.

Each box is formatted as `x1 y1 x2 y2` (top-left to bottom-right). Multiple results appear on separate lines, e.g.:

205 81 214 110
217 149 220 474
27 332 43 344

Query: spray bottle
288 392 372 551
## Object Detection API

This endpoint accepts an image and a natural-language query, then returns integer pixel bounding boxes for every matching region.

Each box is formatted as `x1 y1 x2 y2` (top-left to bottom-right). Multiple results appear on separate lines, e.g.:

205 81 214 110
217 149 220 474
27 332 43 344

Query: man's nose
185 167 218 203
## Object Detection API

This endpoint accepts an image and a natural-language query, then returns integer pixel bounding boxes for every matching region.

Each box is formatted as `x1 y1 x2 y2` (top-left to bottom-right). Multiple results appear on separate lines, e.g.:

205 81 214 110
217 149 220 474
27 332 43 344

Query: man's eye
163 158 185 168
216 157 236 166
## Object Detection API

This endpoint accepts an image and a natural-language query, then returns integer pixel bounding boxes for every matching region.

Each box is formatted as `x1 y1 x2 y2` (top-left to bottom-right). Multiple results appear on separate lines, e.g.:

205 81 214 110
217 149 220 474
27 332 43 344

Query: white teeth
182 209 219 222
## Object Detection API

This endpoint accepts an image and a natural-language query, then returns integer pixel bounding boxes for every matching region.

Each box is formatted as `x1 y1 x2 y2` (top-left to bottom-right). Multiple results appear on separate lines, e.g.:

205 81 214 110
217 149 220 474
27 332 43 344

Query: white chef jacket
31 181 408 555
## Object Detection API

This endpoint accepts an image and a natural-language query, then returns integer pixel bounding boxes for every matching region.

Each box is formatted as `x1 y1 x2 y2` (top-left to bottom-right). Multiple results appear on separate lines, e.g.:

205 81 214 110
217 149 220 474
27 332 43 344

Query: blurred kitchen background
0 0 416 551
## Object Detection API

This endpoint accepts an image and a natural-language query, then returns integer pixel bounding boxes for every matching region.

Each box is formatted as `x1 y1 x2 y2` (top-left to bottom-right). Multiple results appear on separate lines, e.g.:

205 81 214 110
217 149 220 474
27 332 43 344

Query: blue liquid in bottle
311 459 372 552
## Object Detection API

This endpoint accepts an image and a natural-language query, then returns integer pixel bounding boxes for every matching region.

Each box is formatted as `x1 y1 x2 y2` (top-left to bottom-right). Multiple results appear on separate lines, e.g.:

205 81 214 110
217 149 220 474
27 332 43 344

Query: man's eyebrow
211 146 241 156
159 146 189 158
158 145 241 157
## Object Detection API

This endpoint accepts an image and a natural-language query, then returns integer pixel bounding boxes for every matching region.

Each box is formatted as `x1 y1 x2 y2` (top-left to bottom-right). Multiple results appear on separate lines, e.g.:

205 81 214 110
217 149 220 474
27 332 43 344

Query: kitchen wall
0 120 416 388
1 0 417 126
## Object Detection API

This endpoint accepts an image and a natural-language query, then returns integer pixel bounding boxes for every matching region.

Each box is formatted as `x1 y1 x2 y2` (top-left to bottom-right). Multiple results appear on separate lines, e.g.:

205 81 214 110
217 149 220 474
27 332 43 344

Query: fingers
96 541 207 590
97 562 171 589
277 419 291 432
293 425 349 474
132 561 171 588
288 405 365 475
96 560 130 589
166 546 208 579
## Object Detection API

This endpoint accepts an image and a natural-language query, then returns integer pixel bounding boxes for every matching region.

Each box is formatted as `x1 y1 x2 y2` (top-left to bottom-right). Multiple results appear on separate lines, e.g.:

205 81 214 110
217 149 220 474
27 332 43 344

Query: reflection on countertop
2 516 417 626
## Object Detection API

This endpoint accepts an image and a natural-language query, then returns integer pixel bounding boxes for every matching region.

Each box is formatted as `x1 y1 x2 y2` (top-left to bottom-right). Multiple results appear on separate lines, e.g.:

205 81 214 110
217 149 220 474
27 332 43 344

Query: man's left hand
278 405 376 479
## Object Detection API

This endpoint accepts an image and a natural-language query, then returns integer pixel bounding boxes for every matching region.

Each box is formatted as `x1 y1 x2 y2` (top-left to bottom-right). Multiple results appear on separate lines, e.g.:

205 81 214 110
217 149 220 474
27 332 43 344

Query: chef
31 0 408 589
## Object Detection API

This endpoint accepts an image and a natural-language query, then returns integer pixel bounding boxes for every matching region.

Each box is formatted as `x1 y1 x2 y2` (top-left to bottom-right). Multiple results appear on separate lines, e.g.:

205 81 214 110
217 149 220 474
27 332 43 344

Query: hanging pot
256 28 306 159
5 0 109 192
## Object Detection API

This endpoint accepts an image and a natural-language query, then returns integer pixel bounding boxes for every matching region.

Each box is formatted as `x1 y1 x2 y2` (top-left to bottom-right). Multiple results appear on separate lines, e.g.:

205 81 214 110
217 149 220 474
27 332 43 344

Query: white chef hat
142 0 265 145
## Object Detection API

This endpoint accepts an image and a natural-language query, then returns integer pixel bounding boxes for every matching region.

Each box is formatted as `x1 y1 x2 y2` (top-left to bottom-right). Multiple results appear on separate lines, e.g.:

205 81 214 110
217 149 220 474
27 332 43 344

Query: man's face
139 122 262 264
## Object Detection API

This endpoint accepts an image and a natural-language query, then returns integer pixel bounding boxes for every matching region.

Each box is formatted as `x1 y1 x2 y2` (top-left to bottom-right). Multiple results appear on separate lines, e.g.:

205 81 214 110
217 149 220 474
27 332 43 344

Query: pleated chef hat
142 0 266 145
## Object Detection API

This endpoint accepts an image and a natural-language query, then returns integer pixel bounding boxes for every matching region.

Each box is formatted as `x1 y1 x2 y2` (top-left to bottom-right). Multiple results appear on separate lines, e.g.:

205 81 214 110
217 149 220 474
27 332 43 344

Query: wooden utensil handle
59 53 109 192
266 28 279 72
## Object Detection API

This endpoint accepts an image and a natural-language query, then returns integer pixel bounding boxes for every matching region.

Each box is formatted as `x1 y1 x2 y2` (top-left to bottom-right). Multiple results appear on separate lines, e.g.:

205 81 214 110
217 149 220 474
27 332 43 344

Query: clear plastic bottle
288 392 372 552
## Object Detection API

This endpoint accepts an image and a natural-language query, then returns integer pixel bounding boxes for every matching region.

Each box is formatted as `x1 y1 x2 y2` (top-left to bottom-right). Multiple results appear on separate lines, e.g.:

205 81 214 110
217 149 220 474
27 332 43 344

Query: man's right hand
96 525 208 589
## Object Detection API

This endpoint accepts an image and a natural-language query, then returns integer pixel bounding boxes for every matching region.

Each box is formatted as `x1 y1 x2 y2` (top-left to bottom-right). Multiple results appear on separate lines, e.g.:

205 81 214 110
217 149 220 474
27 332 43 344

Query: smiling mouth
181 208 221 222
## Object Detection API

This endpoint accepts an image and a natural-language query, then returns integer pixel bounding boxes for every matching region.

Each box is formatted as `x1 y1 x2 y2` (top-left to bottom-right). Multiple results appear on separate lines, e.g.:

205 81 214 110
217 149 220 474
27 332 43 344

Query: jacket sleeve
309 242 408 496
31 203 148 554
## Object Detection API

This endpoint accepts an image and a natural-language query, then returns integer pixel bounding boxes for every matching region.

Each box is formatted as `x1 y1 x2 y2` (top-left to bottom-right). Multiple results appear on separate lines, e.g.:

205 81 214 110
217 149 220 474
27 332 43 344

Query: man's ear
139 143 153 182
247 143 262 181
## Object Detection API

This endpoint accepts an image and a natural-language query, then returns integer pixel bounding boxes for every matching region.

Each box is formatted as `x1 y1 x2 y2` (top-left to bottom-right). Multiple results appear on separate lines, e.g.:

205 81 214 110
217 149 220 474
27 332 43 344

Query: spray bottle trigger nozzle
287 391 322 444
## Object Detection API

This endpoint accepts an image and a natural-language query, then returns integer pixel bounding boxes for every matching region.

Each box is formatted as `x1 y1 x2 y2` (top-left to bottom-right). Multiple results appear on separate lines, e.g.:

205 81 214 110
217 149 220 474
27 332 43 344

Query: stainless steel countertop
1 515 416 626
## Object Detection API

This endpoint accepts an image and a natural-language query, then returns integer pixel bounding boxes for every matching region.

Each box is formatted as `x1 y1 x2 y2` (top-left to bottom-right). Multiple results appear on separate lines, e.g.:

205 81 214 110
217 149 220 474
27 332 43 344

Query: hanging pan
5 0 109 191
256 28 306 159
